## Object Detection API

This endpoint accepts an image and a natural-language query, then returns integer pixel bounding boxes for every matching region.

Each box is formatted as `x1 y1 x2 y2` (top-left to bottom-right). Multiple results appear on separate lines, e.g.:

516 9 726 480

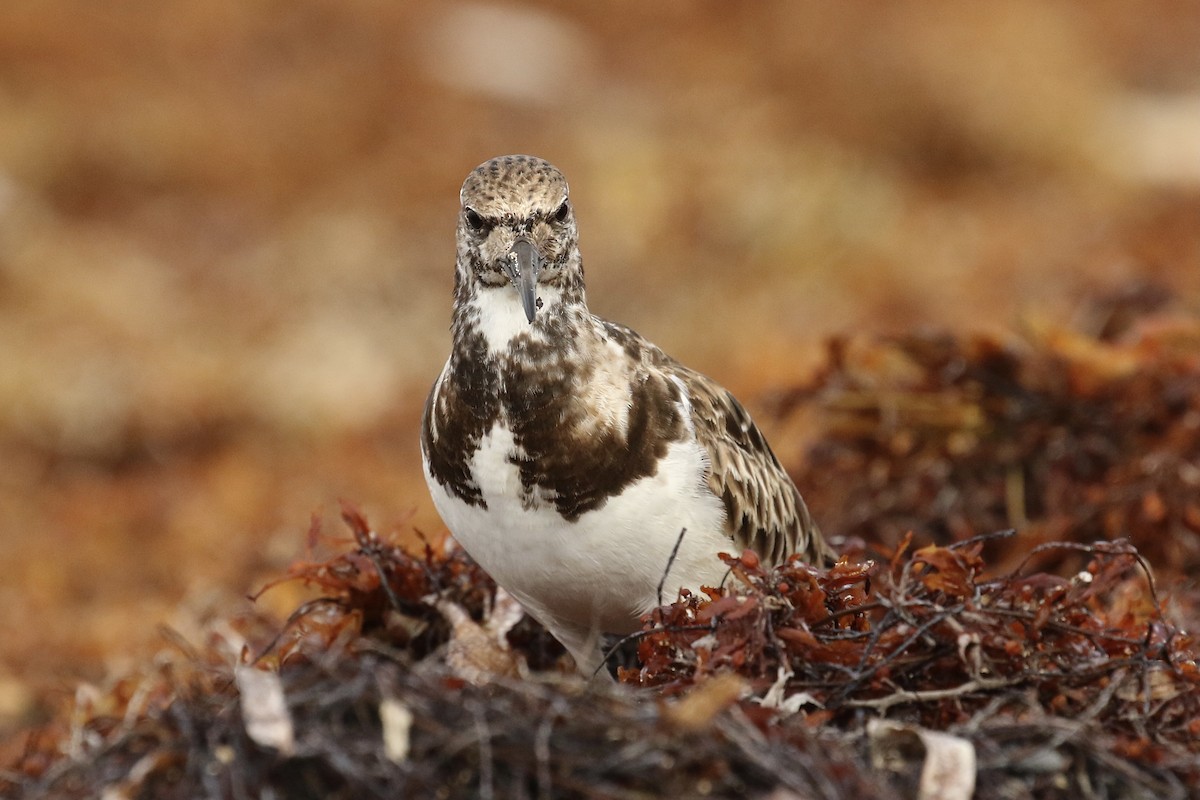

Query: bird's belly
423 422 731 635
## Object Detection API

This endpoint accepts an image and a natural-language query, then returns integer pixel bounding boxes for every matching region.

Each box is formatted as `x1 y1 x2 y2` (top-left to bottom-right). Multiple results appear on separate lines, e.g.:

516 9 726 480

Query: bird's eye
464 208 486 232
552 201 570 223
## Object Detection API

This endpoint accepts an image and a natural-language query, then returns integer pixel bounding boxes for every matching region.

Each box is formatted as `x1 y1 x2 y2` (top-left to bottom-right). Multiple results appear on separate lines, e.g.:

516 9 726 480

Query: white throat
468 285 562 356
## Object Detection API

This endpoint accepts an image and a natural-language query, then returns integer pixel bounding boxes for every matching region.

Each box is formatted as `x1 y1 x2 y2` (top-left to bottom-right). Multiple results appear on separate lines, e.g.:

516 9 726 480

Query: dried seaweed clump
793 312 1200 572
632 533 1200 796
4 507 882 799
9 504 1200 799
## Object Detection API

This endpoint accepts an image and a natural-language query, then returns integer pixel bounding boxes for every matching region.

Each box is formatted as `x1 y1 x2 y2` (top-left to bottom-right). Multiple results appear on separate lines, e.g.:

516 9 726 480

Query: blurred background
1 0 1198 729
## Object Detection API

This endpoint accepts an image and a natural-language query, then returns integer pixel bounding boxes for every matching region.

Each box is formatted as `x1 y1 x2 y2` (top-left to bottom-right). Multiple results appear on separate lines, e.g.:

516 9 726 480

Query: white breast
422 420 731 638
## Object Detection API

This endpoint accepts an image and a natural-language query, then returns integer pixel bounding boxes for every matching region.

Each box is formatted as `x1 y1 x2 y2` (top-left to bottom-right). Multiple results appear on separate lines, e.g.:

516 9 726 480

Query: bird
421 155 834 677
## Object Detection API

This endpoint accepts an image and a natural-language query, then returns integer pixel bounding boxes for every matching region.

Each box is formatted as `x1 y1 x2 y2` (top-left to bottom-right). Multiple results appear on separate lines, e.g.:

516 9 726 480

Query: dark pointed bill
507 237 542 323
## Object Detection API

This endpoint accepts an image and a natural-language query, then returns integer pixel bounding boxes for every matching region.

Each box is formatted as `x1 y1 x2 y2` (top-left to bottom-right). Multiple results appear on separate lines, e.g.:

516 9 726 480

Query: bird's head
455 155 583 324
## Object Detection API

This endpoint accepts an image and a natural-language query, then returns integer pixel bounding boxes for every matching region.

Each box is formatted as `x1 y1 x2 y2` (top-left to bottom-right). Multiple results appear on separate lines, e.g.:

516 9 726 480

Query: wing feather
674 366 832 566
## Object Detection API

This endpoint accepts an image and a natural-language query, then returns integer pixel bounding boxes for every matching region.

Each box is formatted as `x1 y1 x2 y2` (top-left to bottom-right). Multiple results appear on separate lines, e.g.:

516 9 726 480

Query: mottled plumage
422 155 833 676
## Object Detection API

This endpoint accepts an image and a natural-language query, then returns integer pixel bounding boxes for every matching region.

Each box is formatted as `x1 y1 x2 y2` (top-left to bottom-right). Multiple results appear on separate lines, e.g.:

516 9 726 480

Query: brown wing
674 365 833 567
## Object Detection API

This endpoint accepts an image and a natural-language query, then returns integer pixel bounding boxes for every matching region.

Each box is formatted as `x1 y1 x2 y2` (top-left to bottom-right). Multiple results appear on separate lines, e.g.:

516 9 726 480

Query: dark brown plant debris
630 536 1200 795
789 310 1200 575
2 512 880 800
7 515 1199 799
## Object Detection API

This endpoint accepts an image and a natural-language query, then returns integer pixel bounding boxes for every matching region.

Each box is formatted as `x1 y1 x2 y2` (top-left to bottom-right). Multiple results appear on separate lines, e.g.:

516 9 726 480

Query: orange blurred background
1 1 1198 732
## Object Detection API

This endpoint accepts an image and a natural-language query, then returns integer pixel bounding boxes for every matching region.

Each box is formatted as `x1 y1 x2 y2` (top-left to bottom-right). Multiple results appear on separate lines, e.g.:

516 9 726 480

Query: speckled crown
460 155 569 219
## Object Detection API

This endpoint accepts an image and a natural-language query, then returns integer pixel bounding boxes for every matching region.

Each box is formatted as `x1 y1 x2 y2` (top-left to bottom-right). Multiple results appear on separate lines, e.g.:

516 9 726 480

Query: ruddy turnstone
421 155 833 677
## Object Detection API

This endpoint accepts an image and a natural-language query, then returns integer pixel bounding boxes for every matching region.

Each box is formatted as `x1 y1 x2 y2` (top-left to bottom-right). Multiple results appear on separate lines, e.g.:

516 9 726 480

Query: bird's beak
506 237 542 323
